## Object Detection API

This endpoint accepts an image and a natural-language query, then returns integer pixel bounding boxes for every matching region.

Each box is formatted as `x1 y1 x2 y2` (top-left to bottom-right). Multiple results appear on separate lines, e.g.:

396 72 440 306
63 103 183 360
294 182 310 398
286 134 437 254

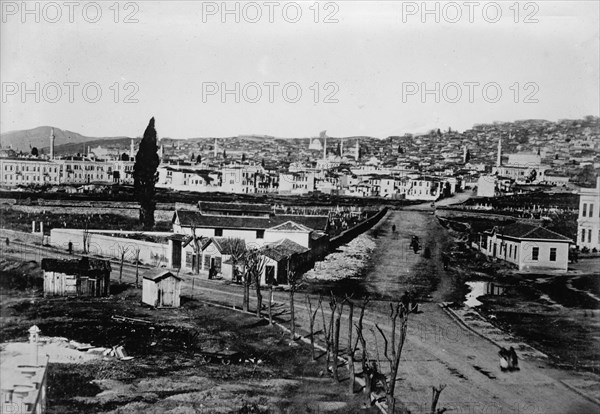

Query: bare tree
82 224 90 254
430 384 447 414
374 302 410 413
354 297 371 395
267 279 275 325
133 246 141 288
320 293 331 373
117 244 130 283
227 238 247 281
221 238 247 310
305 294 323 360
324 294 337 374
242 264 251 313
287 254 301 340
246 249 266 318
332 295 345 382
190 226 202 274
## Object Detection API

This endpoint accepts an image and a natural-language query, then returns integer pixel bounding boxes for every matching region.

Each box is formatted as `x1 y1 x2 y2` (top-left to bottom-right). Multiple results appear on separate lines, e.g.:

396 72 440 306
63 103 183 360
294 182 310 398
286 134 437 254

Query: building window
582 203 587 217
549 248 556 262
214 228 223 237
590 204 594 218
582 229 586 243
589 229 592 243
532 247 539 261
509 245 512 258
256 230 265 239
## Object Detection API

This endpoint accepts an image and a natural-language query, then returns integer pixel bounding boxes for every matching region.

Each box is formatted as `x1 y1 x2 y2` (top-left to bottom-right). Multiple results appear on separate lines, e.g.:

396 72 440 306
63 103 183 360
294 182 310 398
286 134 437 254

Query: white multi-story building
577 177 600 250
279 171 316 195
0 129 134 187
0 157 133 186
157 165 221 192
221 165 263 194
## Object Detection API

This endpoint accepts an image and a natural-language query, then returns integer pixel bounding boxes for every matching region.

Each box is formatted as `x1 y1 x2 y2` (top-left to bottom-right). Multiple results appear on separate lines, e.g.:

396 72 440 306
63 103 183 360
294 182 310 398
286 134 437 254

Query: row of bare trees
303 294 446 414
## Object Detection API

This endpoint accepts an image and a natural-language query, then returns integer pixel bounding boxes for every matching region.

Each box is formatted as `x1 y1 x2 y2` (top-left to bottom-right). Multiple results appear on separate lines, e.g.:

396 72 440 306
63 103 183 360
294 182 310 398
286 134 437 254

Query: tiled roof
490 222 572 242
41 257 111 276
143 270 183 281
203 237 246 254
174 210 328 232
199 201 271 214
261 239 310 262
269 221 312 232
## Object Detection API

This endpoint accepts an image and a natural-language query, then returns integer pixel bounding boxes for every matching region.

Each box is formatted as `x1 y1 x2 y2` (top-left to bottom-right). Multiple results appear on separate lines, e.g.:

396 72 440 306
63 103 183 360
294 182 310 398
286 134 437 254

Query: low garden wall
329 207 388 249
50 229 170 267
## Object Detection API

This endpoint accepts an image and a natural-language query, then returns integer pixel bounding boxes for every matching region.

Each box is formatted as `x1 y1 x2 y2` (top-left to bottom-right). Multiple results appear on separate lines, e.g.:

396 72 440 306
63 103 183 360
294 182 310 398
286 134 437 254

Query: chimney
49 128 55 160
496 136 502 167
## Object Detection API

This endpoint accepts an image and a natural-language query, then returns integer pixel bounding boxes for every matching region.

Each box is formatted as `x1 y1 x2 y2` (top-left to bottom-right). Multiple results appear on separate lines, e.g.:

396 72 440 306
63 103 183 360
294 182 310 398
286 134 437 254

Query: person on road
509 347 519 371
499 347 509 372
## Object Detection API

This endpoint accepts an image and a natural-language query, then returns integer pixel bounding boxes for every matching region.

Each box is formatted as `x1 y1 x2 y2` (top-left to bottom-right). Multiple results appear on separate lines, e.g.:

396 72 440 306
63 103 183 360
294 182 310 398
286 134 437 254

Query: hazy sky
1 1 598 138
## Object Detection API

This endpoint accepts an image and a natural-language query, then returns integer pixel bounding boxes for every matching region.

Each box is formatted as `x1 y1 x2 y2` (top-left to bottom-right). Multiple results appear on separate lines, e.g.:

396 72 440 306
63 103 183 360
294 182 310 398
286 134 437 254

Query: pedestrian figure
68 241 73 255
508 347 519 371
401 291 410 310
5 237 9 247
392 224 396 232
410 236 420 253
571 249 579 264
498 347 509 372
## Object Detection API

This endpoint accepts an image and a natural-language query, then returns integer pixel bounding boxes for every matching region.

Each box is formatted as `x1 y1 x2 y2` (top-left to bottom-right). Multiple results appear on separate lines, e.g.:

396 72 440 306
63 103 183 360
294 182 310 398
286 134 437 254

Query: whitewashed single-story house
172 210 328 249
260 238 311 285
481 222 572 272
142 270 183 308
200 237 246 279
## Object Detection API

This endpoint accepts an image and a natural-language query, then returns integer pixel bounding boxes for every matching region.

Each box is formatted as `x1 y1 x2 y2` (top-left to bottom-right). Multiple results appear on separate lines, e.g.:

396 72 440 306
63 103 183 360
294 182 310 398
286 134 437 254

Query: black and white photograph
0 1 599 413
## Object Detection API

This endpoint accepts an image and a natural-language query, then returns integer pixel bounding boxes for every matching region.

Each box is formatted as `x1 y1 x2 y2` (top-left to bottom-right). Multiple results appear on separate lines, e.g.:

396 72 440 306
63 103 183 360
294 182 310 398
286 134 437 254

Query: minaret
463 145 468 164
49 128 55 160
214 138 218 158
496 136 502 167
340 138 344 157
355 140 360 160
319 130 327 160
129 139 135 160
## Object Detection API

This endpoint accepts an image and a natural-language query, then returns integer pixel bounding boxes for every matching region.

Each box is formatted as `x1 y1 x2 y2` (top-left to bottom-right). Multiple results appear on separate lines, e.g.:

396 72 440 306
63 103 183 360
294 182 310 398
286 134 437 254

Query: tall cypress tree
133 117 160 229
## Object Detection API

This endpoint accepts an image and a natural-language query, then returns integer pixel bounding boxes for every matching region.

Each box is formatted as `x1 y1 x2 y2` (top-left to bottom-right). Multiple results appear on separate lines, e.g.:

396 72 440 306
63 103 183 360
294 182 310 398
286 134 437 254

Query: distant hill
0 126 131 153
52 137 136 156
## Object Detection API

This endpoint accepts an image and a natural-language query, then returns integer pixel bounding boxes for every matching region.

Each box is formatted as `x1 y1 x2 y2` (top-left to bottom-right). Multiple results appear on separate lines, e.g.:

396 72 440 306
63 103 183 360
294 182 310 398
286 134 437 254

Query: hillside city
1 117 599 199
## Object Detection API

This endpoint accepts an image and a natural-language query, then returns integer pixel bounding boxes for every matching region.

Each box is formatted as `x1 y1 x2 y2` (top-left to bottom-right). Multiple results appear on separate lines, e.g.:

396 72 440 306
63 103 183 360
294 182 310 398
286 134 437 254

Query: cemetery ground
0 259 377 414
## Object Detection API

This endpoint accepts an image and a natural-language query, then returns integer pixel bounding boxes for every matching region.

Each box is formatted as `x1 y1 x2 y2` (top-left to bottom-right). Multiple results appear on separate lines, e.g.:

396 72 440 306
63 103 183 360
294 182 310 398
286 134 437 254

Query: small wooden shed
41 257 111 297
142 270 183 308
